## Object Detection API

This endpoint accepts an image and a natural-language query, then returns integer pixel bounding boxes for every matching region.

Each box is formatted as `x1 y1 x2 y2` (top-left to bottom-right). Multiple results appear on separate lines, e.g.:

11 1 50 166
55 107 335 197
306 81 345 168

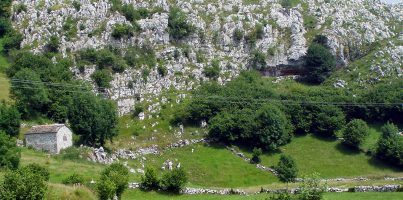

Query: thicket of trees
168 7 194 40
304 39 336 84
375 123 403 167
97 163 129 200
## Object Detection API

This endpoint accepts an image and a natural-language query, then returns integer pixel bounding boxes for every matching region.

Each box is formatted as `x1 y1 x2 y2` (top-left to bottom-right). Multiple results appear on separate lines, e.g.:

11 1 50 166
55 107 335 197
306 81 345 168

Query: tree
96 178 116 200
10 68 49 119
91 69 113 89
375 122 403 167
0 166 47 200
0 103 21 137
68 92 118 147
248 51 266 70
0 18 11 37
275 155 298 182
0 131 20 169
342 119 369 149
2 31 23 54
298 173 326 200
160 168 188 193
23 163 50 181
140 167 160 191
100 163 129 199
311 105 345 138
203 59 220 80
305 43 336 84
168 7 194 40
250 148 262 164
255 104 293 150
111 24 134 39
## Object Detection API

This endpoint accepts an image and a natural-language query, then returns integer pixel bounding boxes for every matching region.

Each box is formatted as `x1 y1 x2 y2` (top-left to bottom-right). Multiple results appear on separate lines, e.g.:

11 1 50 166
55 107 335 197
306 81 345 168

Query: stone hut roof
26 124 66 135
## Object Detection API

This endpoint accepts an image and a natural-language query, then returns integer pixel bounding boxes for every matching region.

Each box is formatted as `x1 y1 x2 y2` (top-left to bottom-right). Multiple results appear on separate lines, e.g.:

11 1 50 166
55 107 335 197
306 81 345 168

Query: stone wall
56 126 73 153
25 133 58 154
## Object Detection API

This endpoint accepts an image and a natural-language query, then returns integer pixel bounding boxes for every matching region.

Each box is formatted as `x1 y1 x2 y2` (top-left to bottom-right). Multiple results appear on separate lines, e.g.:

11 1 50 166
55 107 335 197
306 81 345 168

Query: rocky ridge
10 0 402 114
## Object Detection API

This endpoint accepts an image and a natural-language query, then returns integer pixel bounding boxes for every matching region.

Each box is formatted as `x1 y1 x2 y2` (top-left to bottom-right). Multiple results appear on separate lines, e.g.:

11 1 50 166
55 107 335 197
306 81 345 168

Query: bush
58 146 82 160
100 163 129 199
22 163 50 181
375 122 403 167
275 155 298 182
0 131 20 169
160 168 187 193
45 35 60 53
96 178 116 200
250 148 262 164
304 42 336 84
62 173 85 185
246 23 264 45
121 5 149 22
91 69 113 88
0 166 47 200
281 0 293 9
0 103 21 137
298 173 326 200
342 119 369 149
72 1 81 11
249 51 266 70
140 167 160 191
0 18 12 37
203 59 220 80
311 105 345 138
233 28 244 42
2 31 23 54
111 24 134 39
157 65 168 77
168 7 194 40
268 191 292 200
124 45 156 68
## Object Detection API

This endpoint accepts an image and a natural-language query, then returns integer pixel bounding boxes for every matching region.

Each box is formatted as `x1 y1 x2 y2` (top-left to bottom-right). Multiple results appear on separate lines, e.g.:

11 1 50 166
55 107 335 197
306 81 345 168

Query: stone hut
25 124 73 154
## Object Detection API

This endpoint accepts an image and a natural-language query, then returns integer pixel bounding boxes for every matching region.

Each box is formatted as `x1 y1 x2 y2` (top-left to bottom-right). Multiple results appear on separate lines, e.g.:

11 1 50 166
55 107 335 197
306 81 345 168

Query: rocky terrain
10 0 402 114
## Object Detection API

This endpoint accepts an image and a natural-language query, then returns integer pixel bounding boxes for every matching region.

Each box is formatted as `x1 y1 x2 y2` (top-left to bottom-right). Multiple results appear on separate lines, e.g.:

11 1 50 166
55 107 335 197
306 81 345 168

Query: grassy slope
0 39 10 101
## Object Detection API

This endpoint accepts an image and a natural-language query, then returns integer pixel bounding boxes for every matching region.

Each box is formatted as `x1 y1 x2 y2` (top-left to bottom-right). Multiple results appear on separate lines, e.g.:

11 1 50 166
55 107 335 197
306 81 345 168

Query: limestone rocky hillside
10 0 402 115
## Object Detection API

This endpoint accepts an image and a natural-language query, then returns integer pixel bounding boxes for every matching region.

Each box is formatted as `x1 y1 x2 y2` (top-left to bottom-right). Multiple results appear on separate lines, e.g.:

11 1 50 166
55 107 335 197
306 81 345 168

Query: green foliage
0 0 13 18
305 42 336 84
2 31 23 54
121 5 150 22
23 163 50 181
0 102 21 137
250 148 262 164
63 16 78 40
100 163 129 199
58 146 83 160
298 173 326 200
124 45 156 68
14 3 27 14
342 119 369 149
0 131 20 169
91 69 113 88
281 0 293 9
109 0 122 12
157 65 168 77
68 92 118 147
140 167 160 191
168 7 194 40
10 68 49 118
233 28 244 42
111 24 134 39
96 178 116 200
45 35 60 53
249 51 267 70
375 122 403 167
72 1 81 11
311 105 345 138
246 23 264 45
160 168 188 193
0 18 12 37
0 166 47 200
275 155 298 182
62 173 85 185
268 191 292 200
203 59 220 80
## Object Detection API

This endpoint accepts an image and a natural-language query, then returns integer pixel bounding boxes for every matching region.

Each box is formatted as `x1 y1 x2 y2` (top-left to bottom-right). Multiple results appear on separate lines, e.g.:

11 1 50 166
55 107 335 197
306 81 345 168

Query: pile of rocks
354 185 401 192
128 182 140 189
181 187 246 195
165 138 206 149
87 147 116 164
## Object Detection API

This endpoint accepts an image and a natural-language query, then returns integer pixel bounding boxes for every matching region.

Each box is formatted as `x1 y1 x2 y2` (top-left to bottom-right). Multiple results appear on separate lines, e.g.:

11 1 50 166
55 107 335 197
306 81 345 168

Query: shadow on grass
335 143 361 155
367 157 403 173
311 133 338 142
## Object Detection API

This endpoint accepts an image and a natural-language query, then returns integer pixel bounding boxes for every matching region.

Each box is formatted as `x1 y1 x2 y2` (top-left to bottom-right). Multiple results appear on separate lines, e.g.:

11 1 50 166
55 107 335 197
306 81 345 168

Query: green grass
323 192 403 200
46 183 97 200
128 144 278 188
241 135 402 179
0 38 10 101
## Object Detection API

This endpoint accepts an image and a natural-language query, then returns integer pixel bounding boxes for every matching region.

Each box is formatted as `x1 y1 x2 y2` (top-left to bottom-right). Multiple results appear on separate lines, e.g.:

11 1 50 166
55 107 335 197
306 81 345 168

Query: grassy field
238 134 402 179
0 39 10 101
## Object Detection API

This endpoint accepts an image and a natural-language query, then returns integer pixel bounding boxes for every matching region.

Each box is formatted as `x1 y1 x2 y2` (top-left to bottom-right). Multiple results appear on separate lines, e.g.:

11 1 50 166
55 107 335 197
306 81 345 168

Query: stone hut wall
25 133 57 154
56 126 73 153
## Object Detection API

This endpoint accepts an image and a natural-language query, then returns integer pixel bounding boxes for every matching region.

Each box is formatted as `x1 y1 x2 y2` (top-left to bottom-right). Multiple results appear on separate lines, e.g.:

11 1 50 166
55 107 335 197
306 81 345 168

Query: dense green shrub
233 28 244 42
91 69 113 88
311 105 345 138
140 167 160 191
250 148 262 164
96 178 116 200
111 24 134 39
168 7 194 40
99 163 129 199
45 35 60 53
72 1 81 11
304 42 336 84
203 59 220 79
62 173 85 185
375 122 403 167
275 155 298 182
342 119 369 149
281 0 293 9
2 31 23 54
23 163 50 181
0 166 47 200
298 173 325 200
157 65 168 77
122 5 150 22
160 168 188 193
0 18 12 37
249 51 266 70
268 191 292 200
0 131 20 170
246 23 264 45
124 45 156 68
62 16 77 40
58 146 82 160
0 103 21 137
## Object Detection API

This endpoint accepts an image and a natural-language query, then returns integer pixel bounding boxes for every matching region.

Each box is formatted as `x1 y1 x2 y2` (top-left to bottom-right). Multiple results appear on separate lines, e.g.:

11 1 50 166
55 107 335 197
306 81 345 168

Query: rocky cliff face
10 0 402 115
